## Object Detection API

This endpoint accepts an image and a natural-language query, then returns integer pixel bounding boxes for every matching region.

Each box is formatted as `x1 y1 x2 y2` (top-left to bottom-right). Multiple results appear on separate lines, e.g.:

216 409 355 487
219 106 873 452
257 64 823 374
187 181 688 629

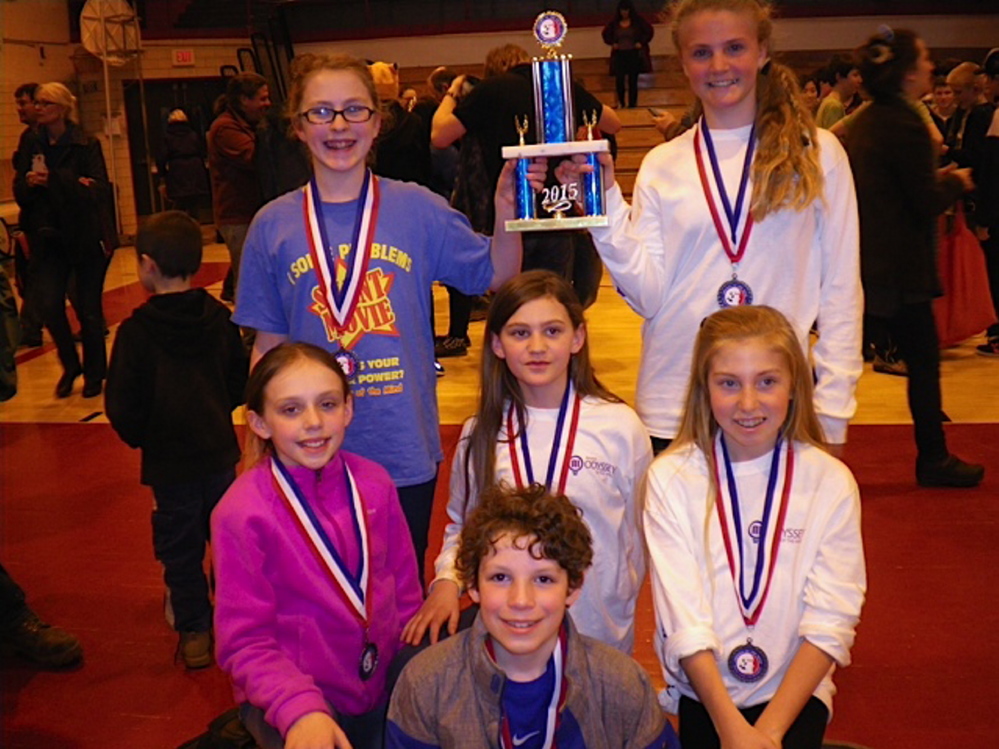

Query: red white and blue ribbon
489 623 568 749
712 433 794 627
302 170 380 331
506 383 581 495
694 119 756 266
271 456 371 622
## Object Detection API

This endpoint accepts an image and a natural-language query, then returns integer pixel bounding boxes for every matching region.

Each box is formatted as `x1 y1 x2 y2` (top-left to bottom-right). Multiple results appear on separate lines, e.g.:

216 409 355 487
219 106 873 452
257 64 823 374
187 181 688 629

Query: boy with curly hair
387 484 678 748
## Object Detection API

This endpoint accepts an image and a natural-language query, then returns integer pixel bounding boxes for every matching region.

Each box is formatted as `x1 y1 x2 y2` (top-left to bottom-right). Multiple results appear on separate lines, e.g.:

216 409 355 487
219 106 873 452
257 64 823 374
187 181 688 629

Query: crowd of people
2 0 997 747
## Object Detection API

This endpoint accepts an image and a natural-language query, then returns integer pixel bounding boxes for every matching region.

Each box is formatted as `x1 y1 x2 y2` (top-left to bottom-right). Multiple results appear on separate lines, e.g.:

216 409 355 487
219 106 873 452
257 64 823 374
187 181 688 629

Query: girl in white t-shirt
402 270 651 653
563 0 862 454
645 305 866 749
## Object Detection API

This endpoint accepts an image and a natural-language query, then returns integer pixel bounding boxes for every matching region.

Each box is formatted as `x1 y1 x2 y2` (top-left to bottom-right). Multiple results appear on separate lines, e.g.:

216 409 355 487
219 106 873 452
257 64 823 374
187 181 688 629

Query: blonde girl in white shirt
645 305 865 749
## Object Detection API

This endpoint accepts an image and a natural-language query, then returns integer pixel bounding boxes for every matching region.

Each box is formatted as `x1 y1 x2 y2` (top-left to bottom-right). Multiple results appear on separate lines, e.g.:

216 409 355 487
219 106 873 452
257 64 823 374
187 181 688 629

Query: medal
506 382 582 495
302 169 380 333
334 348 359 381
717 277 754 308
695 119 757 308
490 623 568 749
712 435 795 684
359 641 379 681
270 456 378 679
728 639 769 683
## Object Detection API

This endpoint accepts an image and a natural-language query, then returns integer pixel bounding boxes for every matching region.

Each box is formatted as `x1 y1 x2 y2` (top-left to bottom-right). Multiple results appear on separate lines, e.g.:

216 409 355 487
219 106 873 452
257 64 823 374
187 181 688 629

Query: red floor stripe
3 423 997 748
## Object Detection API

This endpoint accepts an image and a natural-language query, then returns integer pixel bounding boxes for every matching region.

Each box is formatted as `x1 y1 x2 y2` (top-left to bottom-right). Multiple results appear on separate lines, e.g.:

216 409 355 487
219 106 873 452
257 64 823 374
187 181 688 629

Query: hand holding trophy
502 11 610 231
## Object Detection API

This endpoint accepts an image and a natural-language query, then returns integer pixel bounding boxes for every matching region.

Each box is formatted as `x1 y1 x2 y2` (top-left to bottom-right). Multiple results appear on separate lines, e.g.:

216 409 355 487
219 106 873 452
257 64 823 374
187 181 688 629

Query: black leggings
396 470 439 582
867 303 948 463
679 695 829 749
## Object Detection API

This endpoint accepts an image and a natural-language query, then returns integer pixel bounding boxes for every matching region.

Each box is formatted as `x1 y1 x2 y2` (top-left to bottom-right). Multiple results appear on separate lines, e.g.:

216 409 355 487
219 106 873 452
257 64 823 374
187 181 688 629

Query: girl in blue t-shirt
233 54 545 572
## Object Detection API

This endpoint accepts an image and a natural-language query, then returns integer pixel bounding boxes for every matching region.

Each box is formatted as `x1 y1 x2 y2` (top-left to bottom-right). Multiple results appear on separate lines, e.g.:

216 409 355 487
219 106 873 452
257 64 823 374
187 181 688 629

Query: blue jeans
151 468 235 632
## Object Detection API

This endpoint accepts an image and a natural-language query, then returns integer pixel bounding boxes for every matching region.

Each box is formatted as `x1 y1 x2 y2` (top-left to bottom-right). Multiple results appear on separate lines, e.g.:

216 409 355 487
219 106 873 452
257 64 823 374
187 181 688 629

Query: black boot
1 611 83 667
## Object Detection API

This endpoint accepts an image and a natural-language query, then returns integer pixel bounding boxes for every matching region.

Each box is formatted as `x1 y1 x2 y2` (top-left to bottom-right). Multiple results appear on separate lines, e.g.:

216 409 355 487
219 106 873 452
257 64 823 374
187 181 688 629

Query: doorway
123 77 227 225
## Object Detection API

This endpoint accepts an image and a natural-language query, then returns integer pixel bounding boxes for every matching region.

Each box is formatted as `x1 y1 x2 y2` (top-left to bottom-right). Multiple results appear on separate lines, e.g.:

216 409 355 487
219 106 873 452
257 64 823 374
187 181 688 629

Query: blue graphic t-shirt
235 178 494 485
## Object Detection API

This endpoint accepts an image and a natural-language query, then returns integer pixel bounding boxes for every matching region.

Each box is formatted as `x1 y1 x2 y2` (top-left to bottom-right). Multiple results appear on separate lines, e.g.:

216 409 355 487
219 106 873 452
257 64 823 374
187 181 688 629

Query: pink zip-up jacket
212 450 422 737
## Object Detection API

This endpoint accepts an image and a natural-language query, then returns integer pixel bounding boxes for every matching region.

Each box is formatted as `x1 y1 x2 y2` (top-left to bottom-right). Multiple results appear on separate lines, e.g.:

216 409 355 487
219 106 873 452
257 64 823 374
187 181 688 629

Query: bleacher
401 45 985 198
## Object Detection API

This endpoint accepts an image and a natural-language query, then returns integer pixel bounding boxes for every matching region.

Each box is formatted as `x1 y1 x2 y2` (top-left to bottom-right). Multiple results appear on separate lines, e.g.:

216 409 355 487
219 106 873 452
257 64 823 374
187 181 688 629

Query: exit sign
172 49 196 67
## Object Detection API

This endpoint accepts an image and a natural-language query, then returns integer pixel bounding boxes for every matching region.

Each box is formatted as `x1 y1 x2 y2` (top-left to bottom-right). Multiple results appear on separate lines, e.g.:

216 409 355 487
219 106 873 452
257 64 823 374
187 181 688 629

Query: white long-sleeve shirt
433 396 651 653
644 440 866 714
590 124 862 443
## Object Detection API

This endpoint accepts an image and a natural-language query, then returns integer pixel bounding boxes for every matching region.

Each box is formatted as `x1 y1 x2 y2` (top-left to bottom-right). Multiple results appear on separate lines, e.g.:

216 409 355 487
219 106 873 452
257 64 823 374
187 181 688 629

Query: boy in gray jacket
387 484 678 749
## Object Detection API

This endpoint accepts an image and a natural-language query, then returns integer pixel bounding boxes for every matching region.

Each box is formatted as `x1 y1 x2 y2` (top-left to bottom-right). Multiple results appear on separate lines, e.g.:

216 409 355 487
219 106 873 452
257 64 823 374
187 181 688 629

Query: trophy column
502 11 611 232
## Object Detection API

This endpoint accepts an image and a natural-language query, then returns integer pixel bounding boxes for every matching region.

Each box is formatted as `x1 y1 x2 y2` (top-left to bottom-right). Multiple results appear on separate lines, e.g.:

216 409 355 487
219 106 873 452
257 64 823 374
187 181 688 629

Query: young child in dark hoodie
106 210 247 669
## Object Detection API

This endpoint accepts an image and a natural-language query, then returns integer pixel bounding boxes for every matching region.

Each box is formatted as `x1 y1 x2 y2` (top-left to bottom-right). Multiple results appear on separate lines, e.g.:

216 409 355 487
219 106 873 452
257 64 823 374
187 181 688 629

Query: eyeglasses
299 105 375 125
35 100 59 108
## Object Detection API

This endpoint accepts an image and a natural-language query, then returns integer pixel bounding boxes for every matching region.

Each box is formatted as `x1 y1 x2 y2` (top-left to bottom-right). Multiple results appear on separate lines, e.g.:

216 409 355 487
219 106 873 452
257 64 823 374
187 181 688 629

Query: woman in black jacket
158 109 209 218
14 82 111 398
846 29 984 488
602 0 655 109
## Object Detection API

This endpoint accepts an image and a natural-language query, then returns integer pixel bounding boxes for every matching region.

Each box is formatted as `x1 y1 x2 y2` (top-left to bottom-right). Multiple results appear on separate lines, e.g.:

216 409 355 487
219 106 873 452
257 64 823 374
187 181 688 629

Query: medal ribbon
302 170 380 331
712 434 794 627
490 623 568 749
694 119 756 265
506 383 582 495
271 456 371 623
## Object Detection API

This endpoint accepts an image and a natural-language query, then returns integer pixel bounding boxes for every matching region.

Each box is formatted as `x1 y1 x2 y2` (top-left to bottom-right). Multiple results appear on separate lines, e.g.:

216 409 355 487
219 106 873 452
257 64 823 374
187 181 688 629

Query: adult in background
928 75 957 140
602 0 655 109
11 83 43 348
369 61 432 187
208 72 271 302
13 82 111 399
799 74 820 116
158 108 209 219
846 28 984 488
977 49 999 356
815 55 860 129
411 66 461 199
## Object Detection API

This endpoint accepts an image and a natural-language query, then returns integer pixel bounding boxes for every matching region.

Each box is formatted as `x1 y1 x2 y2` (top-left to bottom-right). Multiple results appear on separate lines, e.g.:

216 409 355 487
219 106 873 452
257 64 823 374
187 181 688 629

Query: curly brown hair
456 484 593 592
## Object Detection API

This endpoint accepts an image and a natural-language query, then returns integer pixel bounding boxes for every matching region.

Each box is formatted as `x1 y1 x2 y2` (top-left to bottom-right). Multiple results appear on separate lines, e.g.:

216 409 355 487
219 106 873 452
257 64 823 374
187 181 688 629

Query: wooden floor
3 242 998 749
4 241 998 430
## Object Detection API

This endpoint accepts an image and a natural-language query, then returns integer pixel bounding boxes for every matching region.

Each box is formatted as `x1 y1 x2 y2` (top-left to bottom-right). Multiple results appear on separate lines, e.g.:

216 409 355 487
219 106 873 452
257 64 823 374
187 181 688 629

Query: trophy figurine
502 11 610 231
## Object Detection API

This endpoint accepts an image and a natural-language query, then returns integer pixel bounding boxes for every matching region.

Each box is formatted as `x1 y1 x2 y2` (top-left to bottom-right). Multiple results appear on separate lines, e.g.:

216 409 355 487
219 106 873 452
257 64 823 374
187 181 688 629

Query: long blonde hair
668 0 823 220
670 306 826 486
461 271 620 515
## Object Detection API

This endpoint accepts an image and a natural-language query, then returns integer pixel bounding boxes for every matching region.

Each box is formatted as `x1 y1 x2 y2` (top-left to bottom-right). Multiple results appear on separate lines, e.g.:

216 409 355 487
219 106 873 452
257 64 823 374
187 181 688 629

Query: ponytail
751 60 824 220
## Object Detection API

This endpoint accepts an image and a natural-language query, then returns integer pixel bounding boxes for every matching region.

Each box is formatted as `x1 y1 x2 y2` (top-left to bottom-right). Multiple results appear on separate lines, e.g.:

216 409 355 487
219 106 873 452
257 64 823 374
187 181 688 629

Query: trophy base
501 139 610 160
505 215 610 232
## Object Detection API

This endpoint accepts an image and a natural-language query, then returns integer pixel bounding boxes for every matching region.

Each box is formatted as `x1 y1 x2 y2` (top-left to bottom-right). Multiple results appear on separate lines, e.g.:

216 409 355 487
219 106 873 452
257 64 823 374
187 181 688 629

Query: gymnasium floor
5 241 999 427
2 242 998 748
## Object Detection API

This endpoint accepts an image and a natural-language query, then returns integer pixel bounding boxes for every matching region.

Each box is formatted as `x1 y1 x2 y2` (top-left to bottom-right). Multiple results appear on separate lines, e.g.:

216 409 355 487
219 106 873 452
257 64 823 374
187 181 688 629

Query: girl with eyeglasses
233 54 545 574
